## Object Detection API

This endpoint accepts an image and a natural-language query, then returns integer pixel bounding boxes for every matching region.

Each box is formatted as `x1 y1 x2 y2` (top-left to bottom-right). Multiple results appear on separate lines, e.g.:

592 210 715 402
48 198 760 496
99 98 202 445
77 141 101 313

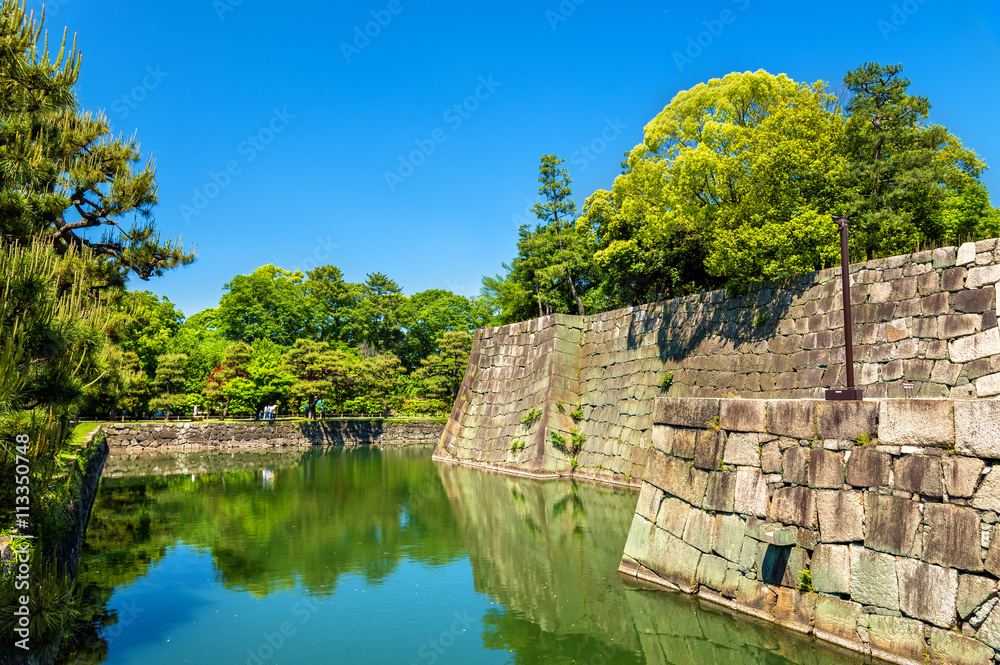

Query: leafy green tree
396 290 488 369
116 291 184 376
203 342 252 418
352 273 406 353
356 354 407 414
285 340 357 419
165 309 228 395
413 331 473 400
148 353 189 418
216 265 310 345
303 265 360 343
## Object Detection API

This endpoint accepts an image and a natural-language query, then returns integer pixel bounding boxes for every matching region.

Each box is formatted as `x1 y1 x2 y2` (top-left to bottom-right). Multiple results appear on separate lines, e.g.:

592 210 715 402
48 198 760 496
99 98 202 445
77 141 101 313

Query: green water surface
57 446 866 665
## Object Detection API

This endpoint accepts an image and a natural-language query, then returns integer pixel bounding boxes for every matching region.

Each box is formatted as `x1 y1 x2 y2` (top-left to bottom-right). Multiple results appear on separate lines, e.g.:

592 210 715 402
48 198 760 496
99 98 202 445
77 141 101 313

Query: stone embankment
102 419 444 450
619 396 1000 665
435 239 1000 486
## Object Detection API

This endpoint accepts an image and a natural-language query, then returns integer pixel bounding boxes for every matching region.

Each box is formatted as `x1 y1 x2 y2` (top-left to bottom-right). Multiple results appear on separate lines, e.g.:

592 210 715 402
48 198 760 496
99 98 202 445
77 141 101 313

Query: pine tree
0 1 194 286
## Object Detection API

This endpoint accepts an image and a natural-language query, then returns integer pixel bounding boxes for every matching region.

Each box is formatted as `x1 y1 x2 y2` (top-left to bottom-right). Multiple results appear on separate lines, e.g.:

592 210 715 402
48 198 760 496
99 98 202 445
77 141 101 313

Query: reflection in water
437 462 868 665
58 447 867 665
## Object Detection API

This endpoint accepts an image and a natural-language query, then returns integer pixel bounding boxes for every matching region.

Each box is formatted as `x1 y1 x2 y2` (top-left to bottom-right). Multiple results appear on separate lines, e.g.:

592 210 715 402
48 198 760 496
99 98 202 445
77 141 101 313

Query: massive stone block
766 400 817 439
943 456 985 498
655 496 689 538
722 432 761 467
923 503 983 572
719 399 767 432
811 544 850 594
807 449 844 489
955 400 1000 459
711 513 746 563
645 451 709 506
878 399 955 446
865 493 922 557
949 327 1000 363
816 490 864 543
635 483 665 521
653 397 720 428
781 447 808 485
850 546 899 611
693 429 726 470
683 507 714 553
846 447 891 487
893 455 943 497
769 487 817 529
813 596 863 649
896 558 959 628
816 400 878 441
733 468 768 517
647 526 703 591
868 614 930 665
702 471 736 512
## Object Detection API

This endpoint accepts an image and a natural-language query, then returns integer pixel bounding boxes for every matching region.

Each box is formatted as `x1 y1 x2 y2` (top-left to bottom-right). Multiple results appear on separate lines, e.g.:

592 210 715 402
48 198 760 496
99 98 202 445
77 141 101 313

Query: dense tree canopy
485 65 999 321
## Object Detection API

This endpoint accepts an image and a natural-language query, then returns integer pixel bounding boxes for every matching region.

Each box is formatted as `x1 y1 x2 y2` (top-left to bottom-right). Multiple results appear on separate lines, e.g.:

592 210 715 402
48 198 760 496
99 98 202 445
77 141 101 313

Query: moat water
57 446 866 664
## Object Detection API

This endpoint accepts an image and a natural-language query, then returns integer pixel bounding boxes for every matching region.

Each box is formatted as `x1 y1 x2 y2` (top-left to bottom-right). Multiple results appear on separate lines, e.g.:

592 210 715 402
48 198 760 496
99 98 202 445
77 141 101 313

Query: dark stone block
955 288 996 313
894 456 943 497
694 430 726 470
817 401 878 441
923 504 982 572
782 447 808 485
770 486 817 528
865 493 921 557
808 449 844 489
703 471 737 512
942 267 965 292
846 447 890 487
766 400 817 439
653 397 720 427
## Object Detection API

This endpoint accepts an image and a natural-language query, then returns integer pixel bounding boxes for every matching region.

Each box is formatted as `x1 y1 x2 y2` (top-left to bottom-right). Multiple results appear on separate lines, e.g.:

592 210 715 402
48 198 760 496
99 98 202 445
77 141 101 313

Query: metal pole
826 216 863 401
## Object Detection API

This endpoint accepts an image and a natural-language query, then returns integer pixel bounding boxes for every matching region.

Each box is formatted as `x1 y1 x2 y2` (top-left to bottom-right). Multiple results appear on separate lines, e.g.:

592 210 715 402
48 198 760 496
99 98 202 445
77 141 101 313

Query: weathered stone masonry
620 397 1000 665
102 419 444 450
434 240 1000 485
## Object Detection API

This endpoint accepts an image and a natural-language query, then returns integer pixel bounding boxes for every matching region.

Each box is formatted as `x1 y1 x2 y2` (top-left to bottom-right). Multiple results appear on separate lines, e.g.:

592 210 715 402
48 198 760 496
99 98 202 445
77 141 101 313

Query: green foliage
396 290 488 369
753 312 770 327
797 569 813 593
660 372 674 392
569 408 583 422
855 433 874 446
216 265 311 346
708 416 721 431
521 407 542 428
412 331 473 401
510 440 526 453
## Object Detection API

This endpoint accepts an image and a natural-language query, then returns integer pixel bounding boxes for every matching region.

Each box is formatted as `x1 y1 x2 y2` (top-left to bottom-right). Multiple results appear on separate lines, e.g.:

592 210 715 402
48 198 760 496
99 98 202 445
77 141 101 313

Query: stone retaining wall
435 240 1000 485
619 396 1000 665
102 419 444 450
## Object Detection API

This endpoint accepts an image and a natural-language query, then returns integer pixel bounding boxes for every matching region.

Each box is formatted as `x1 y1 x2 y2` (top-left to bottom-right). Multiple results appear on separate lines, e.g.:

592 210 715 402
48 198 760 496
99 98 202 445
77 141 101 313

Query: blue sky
31 0 1000 317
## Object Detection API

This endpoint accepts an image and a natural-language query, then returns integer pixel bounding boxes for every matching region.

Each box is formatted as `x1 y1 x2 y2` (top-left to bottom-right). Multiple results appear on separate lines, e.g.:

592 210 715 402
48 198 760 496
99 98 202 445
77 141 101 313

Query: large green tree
839 62 995 258
216 265 311 345
413 331 473 401
396 290 488 369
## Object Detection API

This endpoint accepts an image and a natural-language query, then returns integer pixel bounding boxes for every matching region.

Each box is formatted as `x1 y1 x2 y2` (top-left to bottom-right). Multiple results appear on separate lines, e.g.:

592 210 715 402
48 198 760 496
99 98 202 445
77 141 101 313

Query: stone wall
619 396 1000 665
435 240 1000 485
102 419 444 450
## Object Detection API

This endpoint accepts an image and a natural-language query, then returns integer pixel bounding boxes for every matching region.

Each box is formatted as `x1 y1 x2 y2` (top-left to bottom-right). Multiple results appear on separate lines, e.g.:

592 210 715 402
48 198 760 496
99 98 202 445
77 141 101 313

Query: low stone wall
619 397 1000 665
102 419 444 450
50 429 110 578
